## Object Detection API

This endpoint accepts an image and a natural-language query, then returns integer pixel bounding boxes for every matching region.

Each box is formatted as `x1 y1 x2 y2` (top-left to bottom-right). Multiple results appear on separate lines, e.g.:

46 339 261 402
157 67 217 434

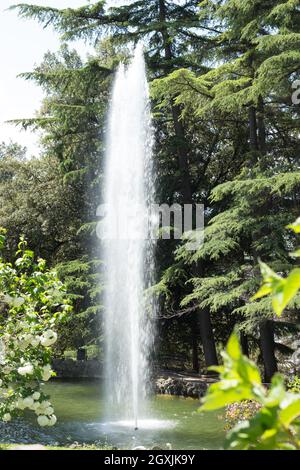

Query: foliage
224 400 261 431
201 219 300 449
0 232 72 426
287 376 300 394
253 217 300 316
202 334 300 449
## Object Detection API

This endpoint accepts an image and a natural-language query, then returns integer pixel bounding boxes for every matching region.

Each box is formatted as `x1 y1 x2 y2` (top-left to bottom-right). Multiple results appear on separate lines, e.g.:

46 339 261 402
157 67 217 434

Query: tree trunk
77 348 87 361
158 0 192 204
259 320 277 383
191 318 200 372
171 104 193 203
257 95 266 155
240 332 249 357
198 309 218 369
158 0 217 370
249 106 258 151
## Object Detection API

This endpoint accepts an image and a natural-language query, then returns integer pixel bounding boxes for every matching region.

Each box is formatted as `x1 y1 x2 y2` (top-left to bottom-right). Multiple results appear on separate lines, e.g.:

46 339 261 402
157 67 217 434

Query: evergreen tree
151 0 300 377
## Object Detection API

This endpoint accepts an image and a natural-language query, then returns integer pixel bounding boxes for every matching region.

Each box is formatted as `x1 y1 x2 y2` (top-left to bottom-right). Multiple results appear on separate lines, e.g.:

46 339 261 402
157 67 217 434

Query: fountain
102 45 155 429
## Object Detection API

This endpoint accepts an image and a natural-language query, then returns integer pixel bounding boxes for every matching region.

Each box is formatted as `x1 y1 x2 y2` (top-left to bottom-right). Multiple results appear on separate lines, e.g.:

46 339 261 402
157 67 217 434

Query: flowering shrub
0 231 72 426
287 376 300 394
224 401 262 431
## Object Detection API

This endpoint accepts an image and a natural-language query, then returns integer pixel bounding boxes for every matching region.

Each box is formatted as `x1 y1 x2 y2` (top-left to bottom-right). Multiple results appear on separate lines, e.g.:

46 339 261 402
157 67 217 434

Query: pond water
0 381 225 450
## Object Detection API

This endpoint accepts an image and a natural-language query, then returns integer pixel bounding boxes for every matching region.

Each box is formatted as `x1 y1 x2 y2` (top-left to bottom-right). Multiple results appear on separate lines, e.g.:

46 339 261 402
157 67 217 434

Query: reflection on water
0 380 225 450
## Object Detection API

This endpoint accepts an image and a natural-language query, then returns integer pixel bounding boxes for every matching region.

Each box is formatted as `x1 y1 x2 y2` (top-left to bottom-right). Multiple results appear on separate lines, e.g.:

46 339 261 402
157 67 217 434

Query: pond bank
52 360 217 399
155 371 217 399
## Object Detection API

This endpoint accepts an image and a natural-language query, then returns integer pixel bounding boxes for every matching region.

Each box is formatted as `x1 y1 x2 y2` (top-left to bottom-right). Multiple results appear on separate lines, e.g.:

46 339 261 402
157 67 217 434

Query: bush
224 400 262 431
287 376 300 394
0 231 72 426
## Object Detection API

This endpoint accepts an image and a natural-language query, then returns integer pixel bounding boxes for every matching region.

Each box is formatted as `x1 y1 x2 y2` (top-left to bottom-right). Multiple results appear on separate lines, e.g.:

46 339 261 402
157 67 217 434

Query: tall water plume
103 45 155 428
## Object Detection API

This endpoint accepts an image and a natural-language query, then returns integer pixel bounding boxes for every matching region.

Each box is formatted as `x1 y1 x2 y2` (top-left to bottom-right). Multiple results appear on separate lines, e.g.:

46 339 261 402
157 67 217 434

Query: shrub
0 231 72 426
224 400 262 431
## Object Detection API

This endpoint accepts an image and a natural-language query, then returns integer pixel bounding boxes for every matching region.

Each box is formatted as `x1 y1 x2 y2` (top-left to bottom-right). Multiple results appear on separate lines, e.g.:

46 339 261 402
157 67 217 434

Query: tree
151 0 300 376
176 172 300 381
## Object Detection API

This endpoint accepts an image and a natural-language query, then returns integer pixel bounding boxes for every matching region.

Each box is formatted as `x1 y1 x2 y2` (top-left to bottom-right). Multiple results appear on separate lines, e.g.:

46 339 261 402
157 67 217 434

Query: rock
155 374 209 398
132 446 147 450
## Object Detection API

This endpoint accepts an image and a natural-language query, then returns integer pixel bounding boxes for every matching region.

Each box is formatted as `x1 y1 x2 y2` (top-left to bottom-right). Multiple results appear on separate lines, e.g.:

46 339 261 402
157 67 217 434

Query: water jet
103 45 155 429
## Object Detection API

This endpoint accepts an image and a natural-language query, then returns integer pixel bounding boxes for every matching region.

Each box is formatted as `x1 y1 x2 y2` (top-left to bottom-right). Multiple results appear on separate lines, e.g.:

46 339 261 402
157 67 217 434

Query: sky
0 0 97 156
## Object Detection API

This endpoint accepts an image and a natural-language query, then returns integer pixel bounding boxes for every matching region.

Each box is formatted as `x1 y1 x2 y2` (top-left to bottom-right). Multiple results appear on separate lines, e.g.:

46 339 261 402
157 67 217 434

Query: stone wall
52 359 102 379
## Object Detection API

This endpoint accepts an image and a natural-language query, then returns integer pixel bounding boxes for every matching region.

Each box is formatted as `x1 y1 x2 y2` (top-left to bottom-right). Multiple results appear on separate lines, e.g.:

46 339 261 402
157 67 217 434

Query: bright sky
0 0 97 156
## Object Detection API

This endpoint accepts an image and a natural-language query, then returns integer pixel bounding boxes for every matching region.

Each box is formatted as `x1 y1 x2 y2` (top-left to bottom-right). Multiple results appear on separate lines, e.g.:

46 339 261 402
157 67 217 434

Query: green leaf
287 217 300 234
290 249 300 258
273 269 300 316
259 260 282 282
201 388 253 411
252 283 272 300
200 333 264 412
279 395 300 427
227 333 241 360
0 235 5 250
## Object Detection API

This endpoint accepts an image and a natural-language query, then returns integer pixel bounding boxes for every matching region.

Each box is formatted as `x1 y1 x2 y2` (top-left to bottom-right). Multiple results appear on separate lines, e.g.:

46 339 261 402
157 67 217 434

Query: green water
1 381 225 450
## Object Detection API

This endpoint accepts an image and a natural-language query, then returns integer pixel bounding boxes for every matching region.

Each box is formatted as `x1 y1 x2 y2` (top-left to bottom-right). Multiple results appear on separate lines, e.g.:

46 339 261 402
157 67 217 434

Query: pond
0 380 225 450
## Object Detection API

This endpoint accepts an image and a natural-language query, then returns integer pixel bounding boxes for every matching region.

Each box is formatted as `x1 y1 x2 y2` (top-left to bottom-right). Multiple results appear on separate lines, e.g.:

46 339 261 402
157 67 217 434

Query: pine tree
151 0 300 377
176 170 300 381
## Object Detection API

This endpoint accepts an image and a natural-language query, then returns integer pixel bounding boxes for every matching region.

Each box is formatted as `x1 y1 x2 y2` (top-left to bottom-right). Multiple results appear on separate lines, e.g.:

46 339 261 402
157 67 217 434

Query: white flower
17 363 34 376
37 415 49 427
45 406 54 416
40 330 57 347
23 397 34 408
40 400 51 409
32 392 41 400
4 296 25 308
3 295 13 304
23 333 33 343
16 399 26 410
3 366 12 375
18 341 29 352
31 336 40 347
31 402 41 412
41 365 52 381
48 415 57 426
3 413 11 422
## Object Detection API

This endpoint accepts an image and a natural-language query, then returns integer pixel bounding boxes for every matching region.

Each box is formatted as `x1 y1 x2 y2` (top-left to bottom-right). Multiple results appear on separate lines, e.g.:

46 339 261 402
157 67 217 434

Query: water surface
0 381 225 450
